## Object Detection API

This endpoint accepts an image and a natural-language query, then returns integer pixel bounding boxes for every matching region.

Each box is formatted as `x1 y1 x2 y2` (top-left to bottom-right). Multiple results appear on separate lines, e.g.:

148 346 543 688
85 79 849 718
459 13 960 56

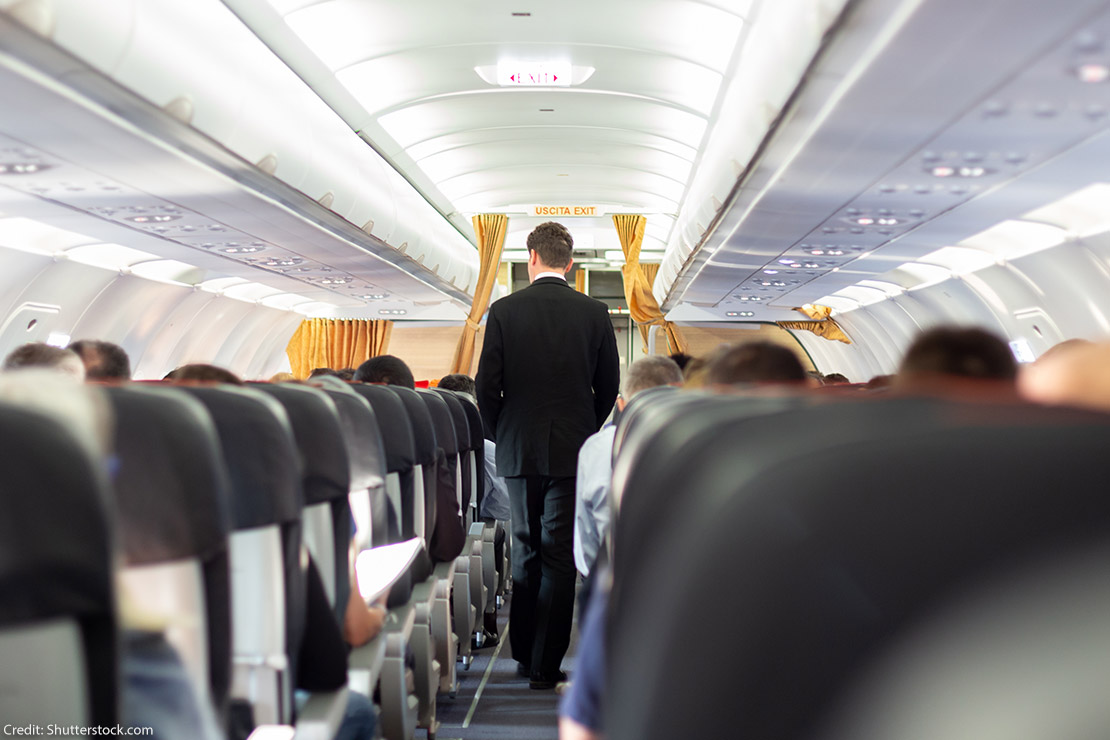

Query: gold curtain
575 267 587 293
776 304 852 344
614 214 687 354
286 318 393 378
450 213 508 374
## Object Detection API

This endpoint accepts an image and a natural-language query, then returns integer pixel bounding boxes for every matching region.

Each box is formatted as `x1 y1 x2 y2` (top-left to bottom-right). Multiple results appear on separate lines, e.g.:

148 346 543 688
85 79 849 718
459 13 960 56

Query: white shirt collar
533 271 568 282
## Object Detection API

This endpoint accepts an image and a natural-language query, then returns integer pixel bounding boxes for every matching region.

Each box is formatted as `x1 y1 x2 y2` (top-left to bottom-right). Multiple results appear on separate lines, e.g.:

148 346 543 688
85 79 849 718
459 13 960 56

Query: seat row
606 389 1110 740
0 378 503 740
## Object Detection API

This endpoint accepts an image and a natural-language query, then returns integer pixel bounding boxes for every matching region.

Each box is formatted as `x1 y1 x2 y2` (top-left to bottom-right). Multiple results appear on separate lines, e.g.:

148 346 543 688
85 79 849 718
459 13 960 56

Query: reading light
1076 63 1110 83
264 257 303 267
763 269 779 274
221 246 262 254
361 294 388 300
0 163 49 175
379 309 407 315
128 214 180 223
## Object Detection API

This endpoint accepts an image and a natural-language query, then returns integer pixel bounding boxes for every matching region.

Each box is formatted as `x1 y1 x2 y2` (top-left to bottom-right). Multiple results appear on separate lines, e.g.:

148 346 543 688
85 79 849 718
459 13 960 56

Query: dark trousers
507 474 577 675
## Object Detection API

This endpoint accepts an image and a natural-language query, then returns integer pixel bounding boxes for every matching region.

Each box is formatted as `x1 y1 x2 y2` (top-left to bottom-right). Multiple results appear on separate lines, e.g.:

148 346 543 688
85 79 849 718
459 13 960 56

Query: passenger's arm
559 716 601 740
592 309 621 428
476 306 505 435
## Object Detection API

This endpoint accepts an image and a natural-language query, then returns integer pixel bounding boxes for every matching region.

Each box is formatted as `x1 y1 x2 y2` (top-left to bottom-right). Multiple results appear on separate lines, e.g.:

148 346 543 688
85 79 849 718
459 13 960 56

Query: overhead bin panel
0 0 478 314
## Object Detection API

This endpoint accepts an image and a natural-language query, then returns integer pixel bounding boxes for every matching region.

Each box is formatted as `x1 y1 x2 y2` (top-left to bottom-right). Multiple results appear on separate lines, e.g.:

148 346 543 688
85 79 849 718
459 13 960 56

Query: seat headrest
176 386 302 530
0 401 114 623
104 385 232 565
250 383 350 505
385 386 437 465
319 388 387 492
348 384 415 474
416 389 458 455
433 390 472 453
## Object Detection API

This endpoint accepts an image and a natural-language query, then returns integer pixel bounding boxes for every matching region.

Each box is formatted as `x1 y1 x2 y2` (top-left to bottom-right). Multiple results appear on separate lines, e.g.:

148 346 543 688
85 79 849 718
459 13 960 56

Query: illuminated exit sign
497 61 572 87
530 205 601 217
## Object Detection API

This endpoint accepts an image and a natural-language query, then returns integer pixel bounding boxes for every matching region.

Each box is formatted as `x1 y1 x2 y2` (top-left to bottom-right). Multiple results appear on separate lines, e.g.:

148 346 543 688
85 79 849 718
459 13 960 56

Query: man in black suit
476 221 620 689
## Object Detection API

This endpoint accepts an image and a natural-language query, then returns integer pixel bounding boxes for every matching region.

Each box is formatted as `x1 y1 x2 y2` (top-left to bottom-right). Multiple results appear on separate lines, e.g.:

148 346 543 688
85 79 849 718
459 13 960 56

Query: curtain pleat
575 267 587 293
286 318 393 378
451 213 508 374
614 214 687 355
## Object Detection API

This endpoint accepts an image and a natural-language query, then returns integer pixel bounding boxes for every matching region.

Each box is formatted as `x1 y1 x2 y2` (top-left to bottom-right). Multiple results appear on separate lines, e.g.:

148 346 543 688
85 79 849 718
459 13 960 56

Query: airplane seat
249 383 353 624
176 385 347 739
610 385 679 461
348 385 428 579
319 388 391 549
607 398 1110 740
103 385 233 723
449 390 511 605
433 390 492 646
0 401 118 729
414 388 465 691
346 384 437 738
386 386 440 556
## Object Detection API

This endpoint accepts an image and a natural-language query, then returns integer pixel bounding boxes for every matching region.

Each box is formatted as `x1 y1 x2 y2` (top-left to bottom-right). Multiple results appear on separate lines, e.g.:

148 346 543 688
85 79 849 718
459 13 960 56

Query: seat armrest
347 633 386 696
292 687 349 740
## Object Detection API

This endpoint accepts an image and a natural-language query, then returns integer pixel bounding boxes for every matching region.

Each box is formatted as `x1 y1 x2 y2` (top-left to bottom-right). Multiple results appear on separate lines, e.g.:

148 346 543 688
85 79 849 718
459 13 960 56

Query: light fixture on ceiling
263 257 303 267
1075 62 1110 83
128 214 180 223
0 162 50 175
221 245 263 254
360 294 388 300
379 309 407 315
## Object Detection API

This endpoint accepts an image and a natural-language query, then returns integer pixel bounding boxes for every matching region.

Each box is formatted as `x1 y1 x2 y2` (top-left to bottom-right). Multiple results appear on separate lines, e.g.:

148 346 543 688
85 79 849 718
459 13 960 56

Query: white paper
354 538 422 604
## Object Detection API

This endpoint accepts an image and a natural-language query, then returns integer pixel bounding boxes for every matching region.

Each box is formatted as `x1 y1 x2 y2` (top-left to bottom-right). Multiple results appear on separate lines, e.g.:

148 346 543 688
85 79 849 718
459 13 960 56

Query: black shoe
529 669 568 690
515 662 531 679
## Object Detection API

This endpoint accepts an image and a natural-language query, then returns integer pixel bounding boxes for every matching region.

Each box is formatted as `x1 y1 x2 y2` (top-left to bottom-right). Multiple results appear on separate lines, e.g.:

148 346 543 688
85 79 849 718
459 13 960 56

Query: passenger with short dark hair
68 339 131 381
667 352 693 372
163 363 243 385
438 373 477 398
823 372 850 385
896 326 1017 387
309 367 342 379
704 341 808 387
336 368 356 382
2 342 85 380
354 354 415 388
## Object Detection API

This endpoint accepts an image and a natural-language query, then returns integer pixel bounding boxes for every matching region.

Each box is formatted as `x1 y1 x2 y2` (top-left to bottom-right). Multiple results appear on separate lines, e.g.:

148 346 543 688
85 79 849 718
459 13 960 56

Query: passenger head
823 372 850 385
354 354 415 388
1019 340 1110 410
268 372 297 383
526 221 574 276
622 356 683 404
1036 338 1091 364
68 339 131 381
438 373 477 400
164 363 243 385
897 326 1017 387
704 341 808 387
336 368 356 381
681 356 709 389
667 352 694 372
2 342 86 381
309 367 342 379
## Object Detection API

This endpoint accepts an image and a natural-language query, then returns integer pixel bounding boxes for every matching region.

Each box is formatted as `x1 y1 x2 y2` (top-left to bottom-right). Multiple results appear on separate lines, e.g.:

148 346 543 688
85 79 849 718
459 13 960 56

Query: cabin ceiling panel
662 0 1110 323
279 0 747 73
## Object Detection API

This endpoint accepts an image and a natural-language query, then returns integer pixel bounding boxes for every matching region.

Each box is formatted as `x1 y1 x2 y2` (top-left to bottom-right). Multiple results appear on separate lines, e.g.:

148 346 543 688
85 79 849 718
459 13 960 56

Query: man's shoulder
491 282 608 313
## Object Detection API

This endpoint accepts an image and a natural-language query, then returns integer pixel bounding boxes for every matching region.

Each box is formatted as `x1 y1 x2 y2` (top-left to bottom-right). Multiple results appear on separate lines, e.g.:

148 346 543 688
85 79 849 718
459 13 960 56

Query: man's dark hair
164 363 243 385
3 342 83 374
526 221 573 269
68 339 131 380
438 373 476 398
309 367 341 379
337 368 356 381
704 341 808 386
823 372 849 384
667 352 694 372
898 326 1017 382
354 355 415 388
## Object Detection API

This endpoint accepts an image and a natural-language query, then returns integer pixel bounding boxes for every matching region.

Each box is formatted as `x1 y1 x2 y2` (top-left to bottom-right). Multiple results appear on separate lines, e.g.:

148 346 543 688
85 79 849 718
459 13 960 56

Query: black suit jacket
476 276 620 477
